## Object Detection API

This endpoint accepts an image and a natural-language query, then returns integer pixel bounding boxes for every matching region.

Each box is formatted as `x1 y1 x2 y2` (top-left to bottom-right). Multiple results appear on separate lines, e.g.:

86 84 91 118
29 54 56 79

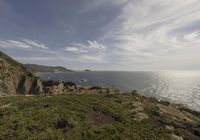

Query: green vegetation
0 93 199 140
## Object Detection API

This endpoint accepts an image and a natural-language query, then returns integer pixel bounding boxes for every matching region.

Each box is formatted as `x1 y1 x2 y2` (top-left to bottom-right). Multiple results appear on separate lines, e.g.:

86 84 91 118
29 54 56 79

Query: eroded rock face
0 51 43 95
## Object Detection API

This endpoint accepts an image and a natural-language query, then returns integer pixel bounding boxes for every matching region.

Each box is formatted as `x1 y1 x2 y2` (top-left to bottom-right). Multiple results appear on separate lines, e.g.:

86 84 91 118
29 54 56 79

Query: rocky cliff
0 51 43 95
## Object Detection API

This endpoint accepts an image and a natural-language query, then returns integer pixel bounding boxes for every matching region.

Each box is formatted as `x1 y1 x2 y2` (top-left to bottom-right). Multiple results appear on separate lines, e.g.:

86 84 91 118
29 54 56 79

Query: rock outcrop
0 51 43 95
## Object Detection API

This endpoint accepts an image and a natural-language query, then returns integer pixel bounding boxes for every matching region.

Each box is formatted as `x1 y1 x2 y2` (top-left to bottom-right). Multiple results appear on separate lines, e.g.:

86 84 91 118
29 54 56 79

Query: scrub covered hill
24 64 73 73
0 92 200 140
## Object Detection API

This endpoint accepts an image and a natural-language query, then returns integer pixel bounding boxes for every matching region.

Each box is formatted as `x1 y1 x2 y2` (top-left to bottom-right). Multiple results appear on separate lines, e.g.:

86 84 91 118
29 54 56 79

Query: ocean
39 71 200 111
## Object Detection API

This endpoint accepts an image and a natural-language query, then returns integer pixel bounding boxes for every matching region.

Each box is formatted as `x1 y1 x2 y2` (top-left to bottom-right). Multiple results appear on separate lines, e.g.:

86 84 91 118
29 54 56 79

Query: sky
0 0 200 71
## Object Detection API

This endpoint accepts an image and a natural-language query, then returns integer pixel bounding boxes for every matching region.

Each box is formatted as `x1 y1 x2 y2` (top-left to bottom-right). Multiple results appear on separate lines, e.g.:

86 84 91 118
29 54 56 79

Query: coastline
1 85 200 113
38 71 200 113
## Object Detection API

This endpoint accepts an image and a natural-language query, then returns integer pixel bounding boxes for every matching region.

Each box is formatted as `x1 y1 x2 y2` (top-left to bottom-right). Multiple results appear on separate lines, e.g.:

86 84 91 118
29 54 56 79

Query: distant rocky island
84 69 91 71
24 64 73 73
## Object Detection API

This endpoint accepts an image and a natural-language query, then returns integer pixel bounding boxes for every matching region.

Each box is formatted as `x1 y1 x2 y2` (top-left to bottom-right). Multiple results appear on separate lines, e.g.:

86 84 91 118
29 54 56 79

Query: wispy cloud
1 0 200 70
0 39 48 49
16 54 106 64
97 0 200 69
78 54 106 63
16 56 54 61
23 39 48 49
63 40 107 64
64 40 106 53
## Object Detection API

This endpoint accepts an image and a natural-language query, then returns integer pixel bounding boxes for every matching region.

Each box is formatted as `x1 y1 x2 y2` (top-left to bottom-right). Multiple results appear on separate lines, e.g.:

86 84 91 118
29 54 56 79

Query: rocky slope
0 51 42 95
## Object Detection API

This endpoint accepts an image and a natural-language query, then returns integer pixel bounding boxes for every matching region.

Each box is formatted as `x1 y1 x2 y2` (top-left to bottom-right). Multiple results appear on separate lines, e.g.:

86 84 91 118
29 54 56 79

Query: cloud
16 56 54 61
64 40 106 53
63 40 107 63
62 0 200 69
9 40 107 65
23 39 48 49
183 31 200 41
96 0 200 69
0 39 48 49
2 0 200 70
78 54 106 63
16 54 106 64
64 47 81 53
87 40 106 50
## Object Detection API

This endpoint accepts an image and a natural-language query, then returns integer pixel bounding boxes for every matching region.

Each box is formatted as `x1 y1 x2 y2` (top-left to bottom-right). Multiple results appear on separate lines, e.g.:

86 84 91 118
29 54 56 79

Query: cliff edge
0 51 42 95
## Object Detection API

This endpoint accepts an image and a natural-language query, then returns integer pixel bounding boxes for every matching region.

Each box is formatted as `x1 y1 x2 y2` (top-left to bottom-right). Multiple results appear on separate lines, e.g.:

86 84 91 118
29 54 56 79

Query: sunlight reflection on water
143 71 200 111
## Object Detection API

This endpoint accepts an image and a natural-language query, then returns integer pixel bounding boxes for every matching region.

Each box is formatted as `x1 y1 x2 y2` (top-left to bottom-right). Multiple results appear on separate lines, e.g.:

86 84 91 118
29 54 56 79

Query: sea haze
39 71 200 111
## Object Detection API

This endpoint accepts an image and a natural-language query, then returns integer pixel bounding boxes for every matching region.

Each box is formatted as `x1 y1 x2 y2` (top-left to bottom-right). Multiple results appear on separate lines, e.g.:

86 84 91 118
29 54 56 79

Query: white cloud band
0 39 48 49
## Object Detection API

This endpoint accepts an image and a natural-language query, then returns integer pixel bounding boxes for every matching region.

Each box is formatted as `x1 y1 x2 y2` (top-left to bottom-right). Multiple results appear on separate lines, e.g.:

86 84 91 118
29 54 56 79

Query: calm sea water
39 71 200 111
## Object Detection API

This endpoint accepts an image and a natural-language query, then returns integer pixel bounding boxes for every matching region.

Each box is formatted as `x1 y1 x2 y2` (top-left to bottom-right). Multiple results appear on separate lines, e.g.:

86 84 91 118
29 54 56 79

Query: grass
0 93 199 140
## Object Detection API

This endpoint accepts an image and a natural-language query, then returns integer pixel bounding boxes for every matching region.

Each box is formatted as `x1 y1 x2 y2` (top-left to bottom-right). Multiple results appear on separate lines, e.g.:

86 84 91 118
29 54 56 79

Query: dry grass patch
86 110 115 128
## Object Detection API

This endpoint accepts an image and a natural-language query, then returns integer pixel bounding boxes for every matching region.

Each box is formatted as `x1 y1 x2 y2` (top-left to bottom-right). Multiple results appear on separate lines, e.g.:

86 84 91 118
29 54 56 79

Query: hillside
0 92 200 139
0 51 42 95
24 64 73 73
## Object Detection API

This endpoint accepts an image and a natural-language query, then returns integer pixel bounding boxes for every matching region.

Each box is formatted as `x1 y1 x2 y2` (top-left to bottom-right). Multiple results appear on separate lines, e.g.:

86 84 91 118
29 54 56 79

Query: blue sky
0 0 200 70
